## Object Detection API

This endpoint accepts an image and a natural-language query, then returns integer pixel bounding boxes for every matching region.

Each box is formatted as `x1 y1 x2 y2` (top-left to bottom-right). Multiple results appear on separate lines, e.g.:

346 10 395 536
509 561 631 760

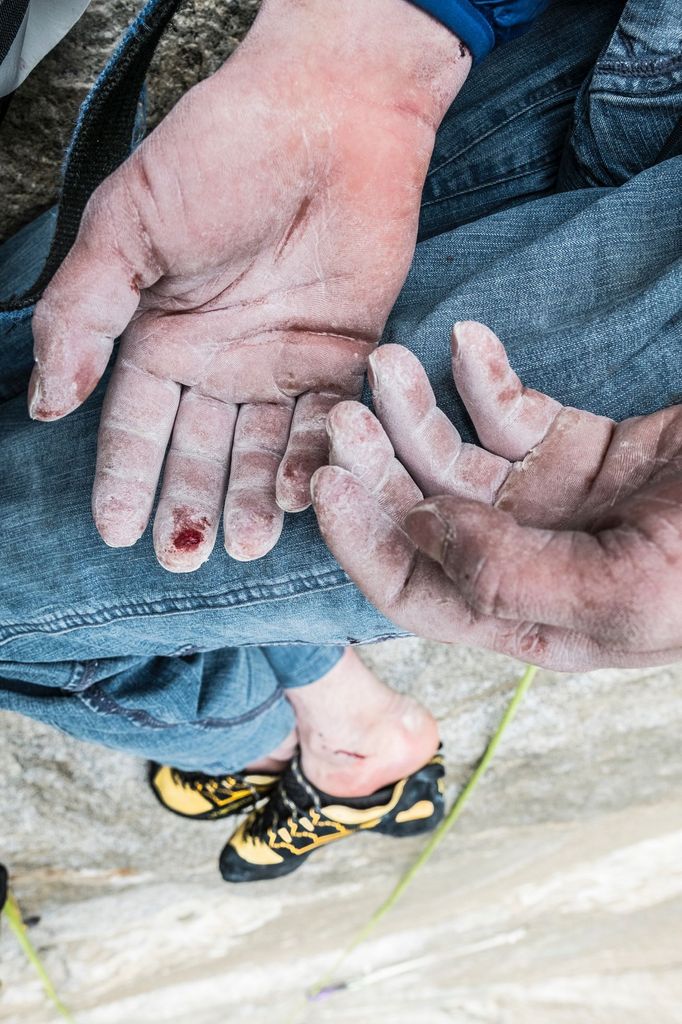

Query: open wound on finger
171 508 211 552
153 503 217 571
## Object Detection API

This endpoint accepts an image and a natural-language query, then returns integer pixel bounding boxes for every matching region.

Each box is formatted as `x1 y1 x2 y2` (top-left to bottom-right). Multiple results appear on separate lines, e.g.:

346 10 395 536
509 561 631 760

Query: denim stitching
427 84 579 179
421 162 558 209
76 682 286 730
596 55 682 77
63 659 100 692
0 570 352 644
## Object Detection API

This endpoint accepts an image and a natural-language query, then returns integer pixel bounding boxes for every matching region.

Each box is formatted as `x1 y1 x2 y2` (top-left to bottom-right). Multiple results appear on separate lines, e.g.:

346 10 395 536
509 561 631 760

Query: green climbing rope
289 662 538 1020
2 662 537 1024
1 890 76 1023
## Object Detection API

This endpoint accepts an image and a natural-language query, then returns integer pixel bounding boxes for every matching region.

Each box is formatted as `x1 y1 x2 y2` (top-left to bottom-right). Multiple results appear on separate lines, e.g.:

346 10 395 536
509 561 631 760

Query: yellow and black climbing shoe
148 762 280 821
219 749 445 882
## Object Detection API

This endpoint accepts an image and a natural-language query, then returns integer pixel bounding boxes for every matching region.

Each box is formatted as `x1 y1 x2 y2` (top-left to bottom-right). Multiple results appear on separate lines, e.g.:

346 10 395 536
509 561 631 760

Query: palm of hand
314 322 682 669
30 53 432 571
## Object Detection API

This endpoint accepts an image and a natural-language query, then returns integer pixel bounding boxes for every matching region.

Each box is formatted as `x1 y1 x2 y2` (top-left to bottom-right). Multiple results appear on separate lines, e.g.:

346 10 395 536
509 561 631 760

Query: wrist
242 0 470 131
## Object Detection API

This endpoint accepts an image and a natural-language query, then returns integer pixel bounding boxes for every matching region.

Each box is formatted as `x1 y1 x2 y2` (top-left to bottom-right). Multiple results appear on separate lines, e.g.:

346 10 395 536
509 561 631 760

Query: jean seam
427 84 579 180
75 682 287 731
421 161 558 209
596 55 682 77
0 570 352 645
583 85 682 102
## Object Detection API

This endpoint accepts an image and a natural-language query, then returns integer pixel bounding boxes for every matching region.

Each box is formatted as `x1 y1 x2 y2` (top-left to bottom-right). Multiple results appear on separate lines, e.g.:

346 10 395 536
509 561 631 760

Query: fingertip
326 400 387 443
452 321 508 373
224 502 284 562
276 495 312 514
451 320 496 350
28 363 106 421
367 344 421 391
155 546 213 573
326 402 394 486
405 495 495 563
95 517 147 549
325 399 367 437
27 366 76 421
275 457 315 513
153 510 218 573
310 464 356 512
92 492 150 549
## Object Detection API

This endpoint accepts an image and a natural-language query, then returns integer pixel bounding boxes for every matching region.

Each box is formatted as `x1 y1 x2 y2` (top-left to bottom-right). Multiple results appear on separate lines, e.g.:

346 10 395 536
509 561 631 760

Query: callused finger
153 389 238 572
311 466 538 653
276 392 339 513
326 400 422 523
311 470 638 671
311 465 426 614
451 322 563 461
224 403 293 561
92 357 180 547
29 157 164 422
369 344 509 501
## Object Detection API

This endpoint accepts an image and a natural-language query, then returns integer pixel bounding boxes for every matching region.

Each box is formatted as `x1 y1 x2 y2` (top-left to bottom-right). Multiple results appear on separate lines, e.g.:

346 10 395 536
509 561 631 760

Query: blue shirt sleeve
408 0 551 63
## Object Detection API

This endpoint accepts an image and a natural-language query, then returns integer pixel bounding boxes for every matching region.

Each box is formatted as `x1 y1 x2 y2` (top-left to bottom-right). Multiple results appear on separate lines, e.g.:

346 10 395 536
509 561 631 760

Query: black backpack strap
0 0 184 312
0 0 30 65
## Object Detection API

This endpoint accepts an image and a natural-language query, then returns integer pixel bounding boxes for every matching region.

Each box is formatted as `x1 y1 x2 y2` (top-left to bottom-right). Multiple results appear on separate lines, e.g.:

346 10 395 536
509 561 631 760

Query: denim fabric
0 208 345 773
559 0 682 188
0 646 337 774
418 0 625 236
0 0 680 771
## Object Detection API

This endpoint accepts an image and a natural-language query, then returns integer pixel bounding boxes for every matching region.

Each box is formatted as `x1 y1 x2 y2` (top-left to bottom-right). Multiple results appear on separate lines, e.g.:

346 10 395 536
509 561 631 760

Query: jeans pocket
559 0 682 188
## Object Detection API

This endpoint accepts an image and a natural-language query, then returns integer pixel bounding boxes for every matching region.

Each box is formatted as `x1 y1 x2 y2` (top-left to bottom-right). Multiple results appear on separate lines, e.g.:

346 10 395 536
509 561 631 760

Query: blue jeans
0 0 680 772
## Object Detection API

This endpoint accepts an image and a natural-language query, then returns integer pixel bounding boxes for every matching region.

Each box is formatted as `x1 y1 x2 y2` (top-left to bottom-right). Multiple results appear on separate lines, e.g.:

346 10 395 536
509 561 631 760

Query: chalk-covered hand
313 322 682 669
29 0 468 570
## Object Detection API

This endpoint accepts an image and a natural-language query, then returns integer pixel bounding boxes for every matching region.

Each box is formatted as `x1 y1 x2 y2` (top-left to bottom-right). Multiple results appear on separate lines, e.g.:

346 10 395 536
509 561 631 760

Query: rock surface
1 4 682 1023
0 0 259 243
2 641 682 1024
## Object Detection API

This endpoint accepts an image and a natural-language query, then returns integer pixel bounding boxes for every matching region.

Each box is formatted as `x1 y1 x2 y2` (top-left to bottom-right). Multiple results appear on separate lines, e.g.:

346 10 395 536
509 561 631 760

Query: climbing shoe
148 762 279 821
219 748 445 882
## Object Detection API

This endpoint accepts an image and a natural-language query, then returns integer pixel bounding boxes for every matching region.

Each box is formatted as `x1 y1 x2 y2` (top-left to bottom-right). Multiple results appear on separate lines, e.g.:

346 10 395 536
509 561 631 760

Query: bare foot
286 648 439 797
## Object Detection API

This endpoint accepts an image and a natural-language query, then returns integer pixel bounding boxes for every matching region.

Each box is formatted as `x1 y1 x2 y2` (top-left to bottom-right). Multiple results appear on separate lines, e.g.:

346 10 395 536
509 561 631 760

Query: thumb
29 158 163 421
404 495 615 634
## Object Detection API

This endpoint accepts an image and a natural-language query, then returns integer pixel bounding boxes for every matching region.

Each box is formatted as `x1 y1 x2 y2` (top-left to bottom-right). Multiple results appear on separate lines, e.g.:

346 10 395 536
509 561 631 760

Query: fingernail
310 466 335 503
325 404 339 441
405 505 451 562
367 351 379 390
309 468 322 502
27 367 43 419
451 322 467 359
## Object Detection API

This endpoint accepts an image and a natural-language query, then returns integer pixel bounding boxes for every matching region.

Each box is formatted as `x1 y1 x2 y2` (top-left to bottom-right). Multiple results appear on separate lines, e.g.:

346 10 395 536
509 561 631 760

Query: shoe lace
170 768 260 806
245 755 318 841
